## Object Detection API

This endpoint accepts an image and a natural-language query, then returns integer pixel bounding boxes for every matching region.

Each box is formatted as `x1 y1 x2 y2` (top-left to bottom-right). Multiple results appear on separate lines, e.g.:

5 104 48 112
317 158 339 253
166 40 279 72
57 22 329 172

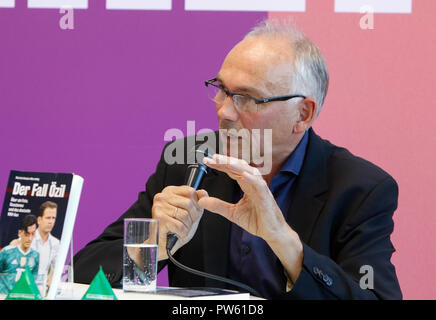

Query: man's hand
9 238 21 246
198 153 304 284
152 185 208 261
198 154 286 242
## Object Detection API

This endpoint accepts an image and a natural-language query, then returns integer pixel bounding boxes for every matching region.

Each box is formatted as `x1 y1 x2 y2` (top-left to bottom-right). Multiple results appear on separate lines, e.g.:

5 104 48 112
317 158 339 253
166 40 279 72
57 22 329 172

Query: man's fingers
159 214 189 239
203 154 260 176
163 185 198 198
197 196 234 221
196 189 209 200
203 155 266 196
154 188 203 223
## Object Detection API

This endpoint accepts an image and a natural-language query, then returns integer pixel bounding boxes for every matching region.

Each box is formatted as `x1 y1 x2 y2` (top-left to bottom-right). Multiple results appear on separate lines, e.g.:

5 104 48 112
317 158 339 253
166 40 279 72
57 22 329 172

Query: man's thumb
196 189 209 200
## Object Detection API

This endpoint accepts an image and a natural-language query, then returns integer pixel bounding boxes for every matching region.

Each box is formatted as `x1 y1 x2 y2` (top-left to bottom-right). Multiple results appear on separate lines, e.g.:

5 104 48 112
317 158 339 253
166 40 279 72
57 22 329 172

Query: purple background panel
0 0 266 286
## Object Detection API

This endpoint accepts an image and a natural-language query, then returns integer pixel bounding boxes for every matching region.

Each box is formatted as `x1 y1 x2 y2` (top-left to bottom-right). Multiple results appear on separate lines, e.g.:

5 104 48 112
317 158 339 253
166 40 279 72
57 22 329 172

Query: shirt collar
34 228 52 244
34 228 43 243
17 245 32 256
279 130 309 176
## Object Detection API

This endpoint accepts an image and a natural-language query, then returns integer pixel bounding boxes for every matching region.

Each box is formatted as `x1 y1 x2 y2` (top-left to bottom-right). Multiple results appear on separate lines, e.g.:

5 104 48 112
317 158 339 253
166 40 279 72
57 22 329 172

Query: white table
2 282 262 300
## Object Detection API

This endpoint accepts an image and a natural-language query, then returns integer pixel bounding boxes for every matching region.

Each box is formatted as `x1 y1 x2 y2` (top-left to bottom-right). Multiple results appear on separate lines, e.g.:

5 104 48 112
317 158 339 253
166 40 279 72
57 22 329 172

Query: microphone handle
185 163 209 190
167 162 209 250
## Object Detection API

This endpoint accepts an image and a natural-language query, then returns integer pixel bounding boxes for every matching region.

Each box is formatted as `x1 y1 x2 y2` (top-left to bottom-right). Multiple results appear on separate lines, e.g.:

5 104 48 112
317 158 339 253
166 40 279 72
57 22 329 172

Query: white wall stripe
2 0 414 13
0 0 14 8
185 0 306 12
106 0 171 10
28 0 88 9
335 0 412 13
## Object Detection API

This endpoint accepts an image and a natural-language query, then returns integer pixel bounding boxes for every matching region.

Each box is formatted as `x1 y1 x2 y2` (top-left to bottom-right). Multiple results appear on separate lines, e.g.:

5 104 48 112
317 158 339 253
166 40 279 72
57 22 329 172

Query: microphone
166 145 212 251
164 144 261 297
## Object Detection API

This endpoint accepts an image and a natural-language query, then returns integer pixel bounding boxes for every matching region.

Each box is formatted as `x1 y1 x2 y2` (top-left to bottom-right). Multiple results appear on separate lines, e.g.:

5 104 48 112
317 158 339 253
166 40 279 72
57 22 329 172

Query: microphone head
190 143 215 164
184 143 214 189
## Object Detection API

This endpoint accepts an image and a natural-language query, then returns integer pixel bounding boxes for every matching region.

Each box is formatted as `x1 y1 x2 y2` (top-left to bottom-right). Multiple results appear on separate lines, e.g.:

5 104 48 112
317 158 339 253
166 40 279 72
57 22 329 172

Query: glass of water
123 218 159 293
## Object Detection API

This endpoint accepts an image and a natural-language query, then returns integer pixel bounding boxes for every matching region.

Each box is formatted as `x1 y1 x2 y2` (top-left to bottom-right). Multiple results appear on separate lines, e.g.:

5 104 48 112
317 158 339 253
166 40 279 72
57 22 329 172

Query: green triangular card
81 266 118 300
5 266 42 300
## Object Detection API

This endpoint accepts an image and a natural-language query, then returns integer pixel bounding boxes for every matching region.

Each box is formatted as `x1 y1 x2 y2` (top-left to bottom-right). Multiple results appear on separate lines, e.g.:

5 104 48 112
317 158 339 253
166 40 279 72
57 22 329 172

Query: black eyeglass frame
204 78 307 105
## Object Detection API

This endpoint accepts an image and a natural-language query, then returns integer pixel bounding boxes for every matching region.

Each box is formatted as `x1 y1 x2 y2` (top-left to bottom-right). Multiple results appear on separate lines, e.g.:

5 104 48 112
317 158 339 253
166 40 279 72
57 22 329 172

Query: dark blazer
74 129 402 299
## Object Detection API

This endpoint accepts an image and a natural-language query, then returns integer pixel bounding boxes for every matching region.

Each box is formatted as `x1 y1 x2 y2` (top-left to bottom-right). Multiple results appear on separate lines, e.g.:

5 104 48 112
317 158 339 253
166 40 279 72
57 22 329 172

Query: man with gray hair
74 19 402 300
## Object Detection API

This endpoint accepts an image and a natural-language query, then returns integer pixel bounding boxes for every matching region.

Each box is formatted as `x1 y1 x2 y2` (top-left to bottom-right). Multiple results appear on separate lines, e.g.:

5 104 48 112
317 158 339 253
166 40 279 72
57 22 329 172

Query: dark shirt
227 131 309 299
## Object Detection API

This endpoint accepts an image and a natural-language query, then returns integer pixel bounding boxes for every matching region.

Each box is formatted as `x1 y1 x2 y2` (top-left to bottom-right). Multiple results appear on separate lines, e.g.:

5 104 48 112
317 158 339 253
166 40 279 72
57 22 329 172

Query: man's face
38 207 57 233
18 224 36 251
215 36 303 165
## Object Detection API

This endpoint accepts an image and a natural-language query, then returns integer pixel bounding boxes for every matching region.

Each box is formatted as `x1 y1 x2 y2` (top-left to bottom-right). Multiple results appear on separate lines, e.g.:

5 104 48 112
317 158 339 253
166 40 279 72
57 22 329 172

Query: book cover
0 170 83 299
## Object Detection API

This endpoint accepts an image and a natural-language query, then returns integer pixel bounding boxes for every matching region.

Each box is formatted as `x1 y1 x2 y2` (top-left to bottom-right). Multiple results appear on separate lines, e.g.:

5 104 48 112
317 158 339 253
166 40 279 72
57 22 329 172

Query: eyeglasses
204 78 306 113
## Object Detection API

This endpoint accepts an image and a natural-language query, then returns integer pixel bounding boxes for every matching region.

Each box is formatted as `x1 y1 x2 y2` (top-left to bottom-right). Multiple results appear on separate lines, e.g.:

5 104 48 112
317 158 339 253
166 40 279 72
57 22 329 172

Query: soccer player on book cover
0 214 40 293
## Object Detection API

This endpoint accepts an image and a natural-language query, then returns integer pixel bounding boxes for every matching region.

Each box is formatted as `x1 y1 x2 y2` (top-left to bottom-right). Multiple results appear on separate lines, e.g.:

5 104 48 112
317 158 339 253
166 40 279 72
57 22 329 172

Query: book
0 170 83 300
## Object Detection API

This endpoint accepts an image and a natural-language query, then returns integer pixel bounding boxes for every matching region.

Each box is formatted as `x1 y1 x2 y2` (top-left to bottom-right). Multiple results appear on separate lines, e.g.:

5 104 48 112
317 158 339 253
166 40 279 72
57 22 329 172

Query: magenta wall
0 0 265 290
1 0 435 299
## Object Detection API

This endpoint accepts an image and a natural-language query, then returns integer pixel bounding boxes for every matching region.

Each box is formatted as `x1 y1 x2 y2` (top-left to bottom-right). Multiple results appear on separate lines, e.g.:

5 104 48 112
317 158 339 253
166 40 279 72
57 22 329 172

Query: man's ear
293 98 317 133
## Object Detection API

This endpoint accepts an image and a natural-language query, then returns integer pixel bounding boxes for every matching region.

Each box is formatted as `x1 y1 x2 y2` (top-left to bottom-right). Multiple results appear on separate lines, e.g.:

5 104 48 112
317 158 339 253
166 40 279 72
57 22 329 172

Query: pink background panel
270 0 436 299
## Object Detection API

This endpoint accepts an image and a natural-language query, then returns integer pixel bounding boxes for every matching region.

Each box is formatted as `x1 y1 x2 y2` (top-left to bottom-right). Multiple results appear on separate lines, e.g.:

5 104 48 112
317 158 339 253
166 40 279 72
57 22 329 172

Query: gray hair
244 19 329 117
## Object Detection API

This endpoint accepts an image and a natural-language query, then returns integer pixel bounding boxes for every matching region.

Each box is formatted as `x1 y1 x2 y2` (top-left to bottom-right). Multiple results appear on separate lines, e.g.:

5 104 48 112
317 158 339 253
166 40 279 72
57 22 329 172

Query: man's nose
217 96 239 122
